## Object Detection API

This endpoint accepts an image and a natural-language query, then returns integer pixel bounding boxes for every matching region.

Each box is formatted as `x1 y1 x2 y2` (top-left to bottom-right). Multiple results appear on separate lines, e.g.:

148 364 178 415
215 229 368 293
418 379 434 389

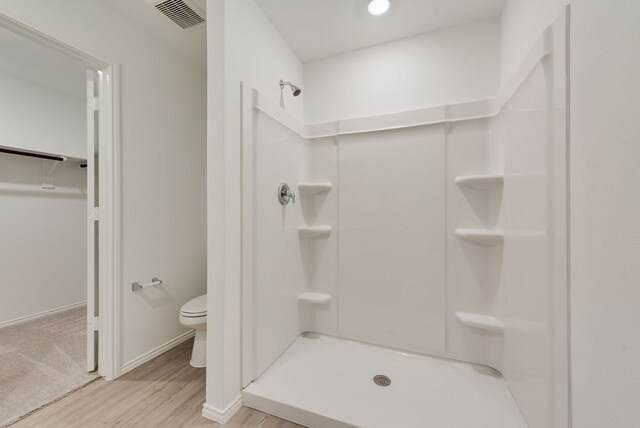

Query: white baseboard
202 395 243 424
0 301 87 328
120 330 195 375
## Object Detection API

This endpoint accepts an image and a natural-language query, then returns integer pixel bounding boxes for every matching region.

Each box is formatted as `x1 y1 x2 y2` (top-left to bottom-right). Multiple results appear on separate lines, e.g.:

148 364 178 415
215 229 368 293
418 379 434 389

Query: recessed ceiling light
368 0 390 16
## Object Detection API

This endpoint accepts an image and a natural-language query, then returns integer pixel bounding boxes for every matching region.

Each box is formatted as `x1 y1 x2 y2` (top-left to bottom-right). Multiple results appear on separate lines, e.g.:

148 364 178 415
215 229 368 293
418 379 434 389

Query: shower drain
373 375 391 387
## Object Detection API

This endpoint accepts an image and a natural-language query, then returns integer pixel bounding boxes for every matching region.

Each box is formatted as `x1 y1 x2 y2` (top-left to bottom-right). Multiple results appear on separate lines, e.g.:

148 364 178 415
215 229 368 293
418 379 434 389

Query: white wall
500 0 567 86
206 0 305 417
570 0 640 426
0 71 85 159
0 0 207 372
0 155 86 325
303 18 501 124
224 0 305 122
0 39 86 324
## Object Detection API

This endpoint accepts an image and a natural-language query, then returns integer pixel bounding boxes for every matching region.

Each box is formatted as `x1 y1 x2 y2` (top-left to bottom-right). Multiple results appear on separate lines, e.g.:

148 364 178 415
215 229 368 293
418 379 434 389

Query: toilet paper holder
132 277 163 291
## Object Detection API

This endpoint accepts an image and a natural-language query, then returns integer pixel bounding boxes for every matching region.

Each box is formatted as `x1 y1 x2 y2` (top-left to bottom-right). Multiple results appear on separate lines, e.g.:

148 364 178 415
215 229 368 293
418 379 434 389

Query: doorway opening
0 14 119 426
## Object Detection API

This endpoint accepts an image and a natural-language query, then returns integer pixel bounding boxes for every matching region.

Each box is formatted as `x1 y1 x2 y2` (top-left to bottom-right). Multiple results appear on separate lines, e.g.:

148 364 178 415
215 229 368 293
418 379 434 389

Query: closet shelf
455 229 504 246
298 226 332 238
0 145 86 163
298 292 332 305
0 146 67 162
455 174 504 190
455 312 504 334
298 182 332 194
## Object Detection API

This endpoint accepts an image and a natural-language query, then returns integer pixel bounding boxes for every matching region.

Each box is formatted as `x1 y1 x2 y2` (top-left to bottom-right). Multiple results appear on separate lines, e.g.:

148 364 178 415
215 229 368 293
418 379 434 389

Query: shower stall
216 5 569 428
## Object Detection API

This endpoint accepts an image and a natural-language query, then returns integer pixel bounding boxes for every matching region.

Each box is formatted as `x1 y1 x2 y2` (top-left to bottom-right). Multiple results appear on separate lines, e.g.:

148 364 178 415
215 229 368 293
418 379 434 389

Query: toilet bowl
179 294 207 368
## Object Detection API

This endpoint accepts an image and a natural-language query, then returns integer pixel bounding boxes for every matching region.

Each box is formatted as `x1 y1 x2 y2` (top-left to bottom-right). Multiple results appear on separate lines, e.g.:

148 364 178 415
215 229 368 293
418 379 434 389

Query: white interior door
86 70 99 372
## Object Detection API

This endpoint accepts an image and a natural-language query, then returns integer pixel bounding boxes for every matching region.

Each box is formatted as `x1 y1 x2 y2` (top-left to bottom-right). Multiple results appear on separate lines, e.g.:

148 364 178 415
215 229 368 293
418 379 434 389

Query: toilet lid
181 294 207 316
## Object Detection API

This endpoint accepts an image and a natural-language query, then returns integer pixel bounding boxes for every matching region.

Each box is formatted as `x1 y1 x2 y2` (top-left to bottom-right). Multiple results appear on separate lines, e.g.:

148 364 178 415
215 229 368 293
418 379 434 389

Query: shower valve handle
278 182 296 205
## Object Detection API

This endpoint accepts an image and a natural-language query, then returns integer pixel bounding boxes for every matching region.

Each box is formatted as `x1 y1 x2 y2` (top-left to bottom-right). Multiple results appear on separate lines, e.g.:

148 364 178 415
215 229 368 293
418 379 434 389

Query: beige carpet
0 306 99 427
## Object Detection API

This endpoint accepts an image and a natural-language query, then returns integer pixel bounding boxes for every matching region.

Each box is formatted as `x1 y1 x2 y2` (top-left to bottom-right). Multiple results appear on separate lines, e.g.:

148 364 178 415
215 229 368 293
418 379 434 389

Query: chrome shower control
278 182 296 205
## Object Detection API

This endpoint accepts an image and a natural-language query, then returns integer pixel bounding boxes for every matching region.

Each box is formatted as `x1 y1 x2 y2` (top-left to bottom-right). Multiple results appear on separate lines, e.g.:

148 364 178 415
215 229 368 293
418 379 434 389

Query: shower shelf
455 174 504 190
455 229 504 246
298 182 332 194
298 292 332 305
455 311 504 334
298 226 332 238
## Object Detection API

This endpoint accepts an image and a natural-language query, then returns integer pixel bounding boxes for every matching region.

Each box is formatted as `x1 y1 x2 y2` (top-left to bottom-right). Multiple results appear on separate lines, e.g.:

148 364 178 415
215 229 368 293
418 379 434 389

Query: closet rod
0 147 66 162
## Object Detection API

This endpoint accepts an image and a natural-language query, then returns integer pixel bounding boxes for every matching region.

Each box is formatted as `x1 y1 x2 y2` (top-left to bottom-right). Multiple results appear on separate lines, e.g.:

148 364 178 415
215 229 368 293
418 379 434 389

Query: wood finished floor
11 339 304 428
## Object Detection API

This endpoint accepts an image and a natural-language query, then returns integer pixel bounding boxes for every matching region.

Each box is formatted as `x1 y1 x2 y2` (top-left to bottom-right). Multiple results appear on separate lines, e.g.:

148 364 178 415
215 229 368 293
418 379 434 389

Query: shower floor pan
243 333 527 428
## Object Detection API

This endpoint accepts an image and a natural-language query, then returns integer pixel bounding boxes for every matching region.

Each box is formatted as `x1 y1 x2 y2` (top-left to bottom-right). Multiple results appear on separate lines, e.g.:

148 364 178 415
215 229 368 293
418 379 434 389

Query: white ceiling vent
147 0 206 29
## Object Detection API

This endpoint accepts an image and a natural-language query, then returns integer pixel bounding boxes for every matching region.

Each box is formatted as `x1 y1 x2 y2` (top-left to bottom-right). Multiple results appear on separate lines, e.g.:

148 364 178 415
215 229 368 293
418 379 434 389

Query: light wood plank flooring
11 339 304 428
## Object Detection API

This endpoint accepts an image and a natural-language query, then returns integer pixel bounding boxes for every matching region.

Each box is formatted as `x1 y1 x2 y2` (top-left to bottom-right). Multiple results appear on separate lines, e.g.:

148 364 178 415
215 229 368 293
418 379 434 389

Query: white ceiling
86 1 505 69
100 0 207 70
0 26 87 99
255 0 508 62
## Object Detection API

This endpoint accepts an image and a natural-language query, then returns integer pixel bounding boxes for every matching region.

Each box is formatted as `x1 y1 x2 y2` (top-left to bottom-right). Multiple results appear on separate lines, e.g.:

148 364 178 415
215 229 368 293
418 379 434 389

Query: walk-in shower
235 6 569 428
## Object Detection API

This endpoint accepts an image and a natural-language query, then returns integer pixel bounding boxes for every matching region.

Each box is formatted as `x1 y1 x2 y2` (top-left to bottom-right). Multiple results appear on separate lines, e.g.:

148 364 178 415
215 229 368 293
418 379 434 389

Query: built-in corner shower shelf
455 311 504 334
298 226 332 238
455 229 504 246
298 292 332 305
298 182 332 194
455 174 504 190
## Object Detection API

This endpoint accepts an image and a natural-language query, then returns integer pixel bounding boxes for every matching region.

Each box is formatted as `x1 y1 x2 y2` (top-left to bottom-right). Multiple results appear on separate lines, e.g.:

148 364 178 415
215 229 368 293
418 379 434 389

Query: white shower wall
497 15 569 426
243 107 312 379
337 126 446 355
243 102 503 373
312 118 506 371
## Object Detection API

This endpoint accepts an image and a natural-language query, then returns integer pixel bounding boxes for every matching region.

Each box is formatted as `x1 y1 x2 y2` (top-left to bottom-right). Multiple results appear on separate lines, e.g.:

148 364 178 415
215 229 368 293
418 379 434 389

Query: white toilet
179 294 207 368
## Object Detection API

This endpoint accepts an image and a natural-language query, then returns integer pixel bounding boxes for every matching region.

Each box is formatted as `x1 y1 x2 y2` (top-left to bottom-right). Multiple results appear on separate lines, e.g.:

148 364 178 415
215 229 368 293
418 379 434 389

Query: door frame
0 12 122 380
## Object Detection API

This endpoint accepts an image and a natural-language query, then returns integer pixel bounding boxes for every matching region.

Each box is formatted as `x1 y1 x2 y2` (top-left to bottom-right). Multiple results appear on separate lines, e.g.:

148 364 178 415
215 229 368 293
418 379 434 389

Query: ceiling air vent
148 0 206 30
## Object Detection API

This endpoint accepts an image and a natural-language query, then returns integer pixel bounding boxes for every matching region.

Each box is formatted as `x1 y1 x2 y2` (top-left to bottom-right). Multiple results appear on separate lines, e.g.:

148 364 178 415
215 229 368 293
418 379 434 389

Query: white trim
240 83 255 388
98 64 122 381
0 302 87 328
0 13 106 68
0 12 122 382
202 395 243 424
120 330 195 375
86 69 99 372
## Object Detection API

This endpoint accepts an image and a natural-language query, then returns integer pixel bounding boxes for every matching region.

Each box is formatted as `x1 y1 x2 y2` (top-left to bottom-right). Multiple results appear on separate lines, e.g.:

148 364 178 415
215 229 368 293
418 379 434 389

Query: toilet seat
178 293 207 368
180 294 207 318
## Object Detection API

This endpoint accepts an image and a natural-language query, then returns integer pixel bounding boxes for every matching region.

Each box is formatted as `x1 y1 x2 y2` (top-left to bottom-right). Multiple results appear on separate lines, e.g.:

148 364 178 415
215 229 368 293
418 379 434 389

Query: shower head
280 80 302 97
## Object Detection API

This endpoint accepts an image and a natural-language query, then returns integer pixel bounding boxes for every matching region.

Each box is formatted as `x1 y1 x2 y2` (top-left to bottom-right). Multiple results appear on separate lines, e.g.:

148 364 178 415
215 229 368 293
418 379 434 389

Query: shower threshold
243 333 527 428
